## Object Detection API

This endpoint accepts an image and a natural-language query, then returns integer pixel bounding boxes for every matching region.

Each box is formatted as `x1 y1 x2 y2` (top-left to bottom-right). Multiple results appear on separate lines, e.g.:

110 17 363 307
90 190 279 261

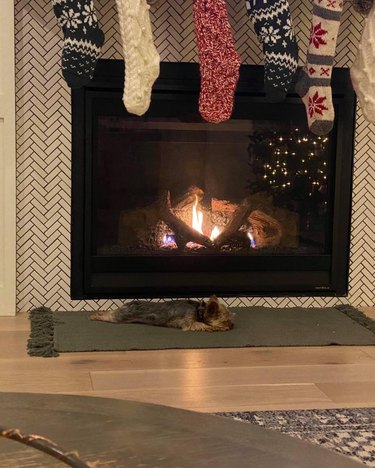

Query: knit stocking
350 2 375 123
193 0 241 123
52 0 104 88
115 0 160 116
295 0 343 136
245 0 298 103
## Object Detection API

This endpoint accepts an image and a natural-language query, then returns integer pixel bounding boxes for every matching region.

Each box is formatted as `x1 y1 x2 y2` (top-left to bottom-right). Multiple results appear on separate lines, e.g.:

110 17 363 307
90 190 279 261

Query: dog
89 295 234 332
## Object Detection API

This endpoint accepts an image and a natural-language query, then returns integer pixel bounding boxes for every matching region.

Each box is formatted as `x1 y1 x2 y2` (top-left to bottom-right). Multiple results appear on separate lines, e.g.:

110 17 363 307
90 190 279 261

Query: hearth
71 60 355 298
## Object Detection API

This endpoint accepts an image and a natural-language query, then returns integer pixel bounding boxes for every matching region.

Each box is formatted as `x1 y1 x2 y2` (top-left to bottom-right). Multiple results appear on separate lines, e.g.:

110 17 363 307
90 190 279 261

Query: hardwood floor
0 310 374 413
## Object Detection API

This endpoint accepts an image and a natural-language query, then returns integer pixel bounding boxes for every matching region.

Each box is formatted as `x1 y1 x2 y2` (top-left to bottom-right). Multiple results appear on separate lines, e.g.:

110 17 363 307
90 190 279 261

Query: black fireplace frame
71 60 355 299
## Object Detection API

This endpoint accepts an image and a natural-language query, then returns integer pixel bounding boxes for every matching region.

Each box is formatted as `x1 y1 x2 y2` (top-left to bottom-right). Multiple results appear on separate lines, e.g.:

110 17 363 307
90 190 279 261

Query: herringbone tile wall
14 0 375 311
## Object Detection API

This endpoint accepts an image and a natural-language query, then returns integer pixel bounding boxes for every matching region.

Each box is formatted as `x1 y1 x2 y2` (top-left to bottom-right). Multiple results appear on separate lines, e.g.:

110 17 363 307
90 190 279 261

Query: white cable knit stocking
350 2 375 123
115 0 160 116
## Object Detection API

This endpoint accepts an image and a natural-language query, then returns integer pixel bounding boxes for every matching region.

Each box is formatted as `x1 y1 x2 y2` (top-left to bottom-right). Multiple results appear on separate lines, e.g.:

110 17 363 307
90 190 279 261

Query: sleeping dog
90 295 234 332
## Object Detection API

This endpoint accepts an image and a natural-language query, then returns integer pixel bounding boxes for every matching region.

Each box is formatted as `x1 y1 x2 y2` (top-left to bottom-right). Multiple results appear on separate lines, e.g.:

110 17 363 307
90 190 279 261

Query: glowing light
162 233 177 248
210 226 221 241
192 195 203 234
247 231 256 248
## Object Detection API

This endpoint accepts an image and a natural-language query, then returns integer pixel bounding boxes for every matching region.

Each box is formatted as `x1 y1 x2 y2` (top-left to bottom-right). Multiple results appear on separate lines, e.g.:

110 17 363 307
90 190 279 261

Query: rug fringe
27 307 59 357
335 304 375 334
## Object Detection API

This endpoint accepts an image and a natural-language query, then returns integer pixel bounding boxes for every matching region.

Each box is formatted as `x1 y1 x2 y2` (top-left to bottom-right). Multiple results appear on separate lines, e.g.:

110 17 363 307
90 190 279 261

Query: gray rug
27 305 375 357
217 408 375 466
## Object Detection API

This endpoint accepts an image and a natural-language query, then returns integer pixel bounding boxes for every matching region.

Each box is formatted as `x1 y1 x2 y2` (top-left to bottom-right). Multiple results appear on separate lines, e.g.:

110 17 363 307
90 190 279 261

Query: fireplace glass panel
92 96 334 258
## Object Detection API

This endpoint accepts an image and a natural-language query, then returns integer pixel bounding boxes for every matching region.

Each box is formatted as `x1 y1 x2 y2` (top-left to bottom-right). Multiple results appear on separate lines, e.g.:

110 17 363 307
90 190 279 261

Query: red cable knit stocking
193 0 241 123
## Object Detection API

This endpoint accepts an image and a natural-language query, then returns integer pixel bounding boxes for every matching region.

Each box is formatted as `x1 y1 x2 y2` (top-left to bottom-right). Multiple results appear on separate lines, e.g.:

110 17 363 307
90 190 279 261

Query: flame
192 195 204 234
162 233 177 248
247 231 256 248
210 226 221 241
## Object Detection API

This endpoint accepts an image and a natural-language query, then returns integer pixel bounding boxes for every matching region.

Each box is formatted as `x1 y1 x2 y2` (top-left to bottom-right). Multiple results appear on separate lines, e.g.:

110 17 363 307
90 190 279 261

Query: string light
248 128 330 193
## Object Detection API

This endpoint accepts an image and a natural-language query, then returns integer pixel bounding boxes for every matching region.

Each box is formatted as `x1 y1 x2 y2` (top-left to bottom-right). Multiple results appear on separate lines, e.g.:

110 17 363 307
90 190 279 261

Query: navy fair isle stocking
245 0 298 102
52 0 105 88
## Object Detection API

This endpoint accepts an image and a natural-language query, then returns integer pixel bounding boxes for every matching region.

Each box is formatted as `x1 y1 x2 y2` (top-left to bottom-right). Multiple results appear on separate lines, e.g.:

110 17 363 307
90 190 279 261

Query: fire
210 226 221 241
247 230 256 248
192 195 221 242
192 195 203 234
163 233 177 248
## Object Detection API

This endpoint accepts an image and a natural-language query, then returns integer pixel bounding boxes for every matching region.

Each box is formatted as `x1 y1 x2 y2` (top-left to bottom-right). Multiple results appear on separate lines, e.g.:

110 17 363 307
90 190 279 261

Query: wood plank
316 382 375 404
62 383 331 412
1 346 374 374
50 346 375 369
361 306 375 320
0 312 29 331
0 0 16 317
0 331 30 358
90 364 375 391
0 370 93 392
360 347 375 360
193 401 375 413
59 391 375 413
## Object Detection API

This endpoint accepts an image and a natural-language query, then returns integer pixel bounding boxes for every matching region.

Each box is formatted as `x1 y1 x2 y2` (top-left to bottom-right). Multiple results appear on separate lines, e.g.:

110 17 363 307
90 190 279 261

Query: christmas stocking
245 0 298 103
193 0 241 123
295 0 343 135
116 0 160 116
52 0 104 88
350 1 375 123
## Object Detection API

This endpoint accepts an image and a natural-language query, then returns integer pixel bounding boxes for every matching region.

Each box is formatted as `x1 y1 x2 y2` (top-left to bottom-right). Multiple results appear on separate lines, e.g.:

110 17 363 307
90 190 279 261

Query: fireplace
71 60 355 299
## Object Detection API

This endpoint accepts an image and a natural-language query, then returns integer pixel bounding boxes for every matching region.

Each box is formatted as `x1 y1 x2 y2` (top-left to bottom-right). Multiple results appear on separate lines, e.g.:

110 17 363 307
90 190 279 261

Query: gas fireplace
71 60 355 298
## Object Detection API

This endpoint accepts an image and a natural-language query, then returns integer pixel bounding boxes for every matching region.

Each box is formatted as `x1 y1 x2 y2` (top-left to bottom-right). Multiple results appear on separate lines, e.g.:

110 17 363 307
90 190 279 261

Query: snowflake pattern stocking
245 0 298 103
295 0 343 135
52 0 104 88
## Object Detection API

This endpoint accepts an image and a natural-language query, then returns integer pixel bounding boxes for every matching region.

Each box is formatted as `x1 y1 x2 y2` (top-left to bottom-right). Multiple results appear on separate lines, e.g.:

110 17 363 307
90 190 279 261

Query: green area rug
27 305 375 357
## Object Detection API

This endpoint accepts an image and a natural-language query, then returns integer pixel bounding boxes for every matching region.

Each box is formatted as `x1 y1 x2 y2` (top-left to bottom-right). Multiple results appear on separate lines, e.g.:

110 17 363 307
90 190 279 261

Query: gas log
118 186 289 252
248 210 282 248
173 186 204 210
118 187 212 250
159 191 213 249
213 196 252 246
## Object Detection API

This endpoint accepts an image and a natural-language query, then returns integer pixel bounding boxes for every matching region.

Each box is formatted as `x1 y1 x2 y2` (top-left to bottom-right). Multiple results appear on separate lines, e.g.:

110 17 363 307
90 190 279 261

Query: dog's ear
206 296 219 317
209 294 219 303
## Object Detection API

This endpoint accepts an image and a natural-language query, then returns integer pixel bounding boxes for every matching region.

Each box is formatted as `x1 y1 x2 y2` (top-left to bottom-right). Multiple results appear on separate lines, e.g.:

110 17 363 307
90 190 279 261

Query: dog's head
204 295 235 331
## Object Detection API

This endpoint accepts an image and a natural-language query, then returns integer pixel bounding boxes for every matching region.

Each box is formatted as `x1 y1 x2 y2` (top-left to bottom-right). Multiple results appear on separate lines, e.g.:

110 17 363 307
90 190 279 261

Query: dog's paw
89 311 106 321
184 322 214 332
